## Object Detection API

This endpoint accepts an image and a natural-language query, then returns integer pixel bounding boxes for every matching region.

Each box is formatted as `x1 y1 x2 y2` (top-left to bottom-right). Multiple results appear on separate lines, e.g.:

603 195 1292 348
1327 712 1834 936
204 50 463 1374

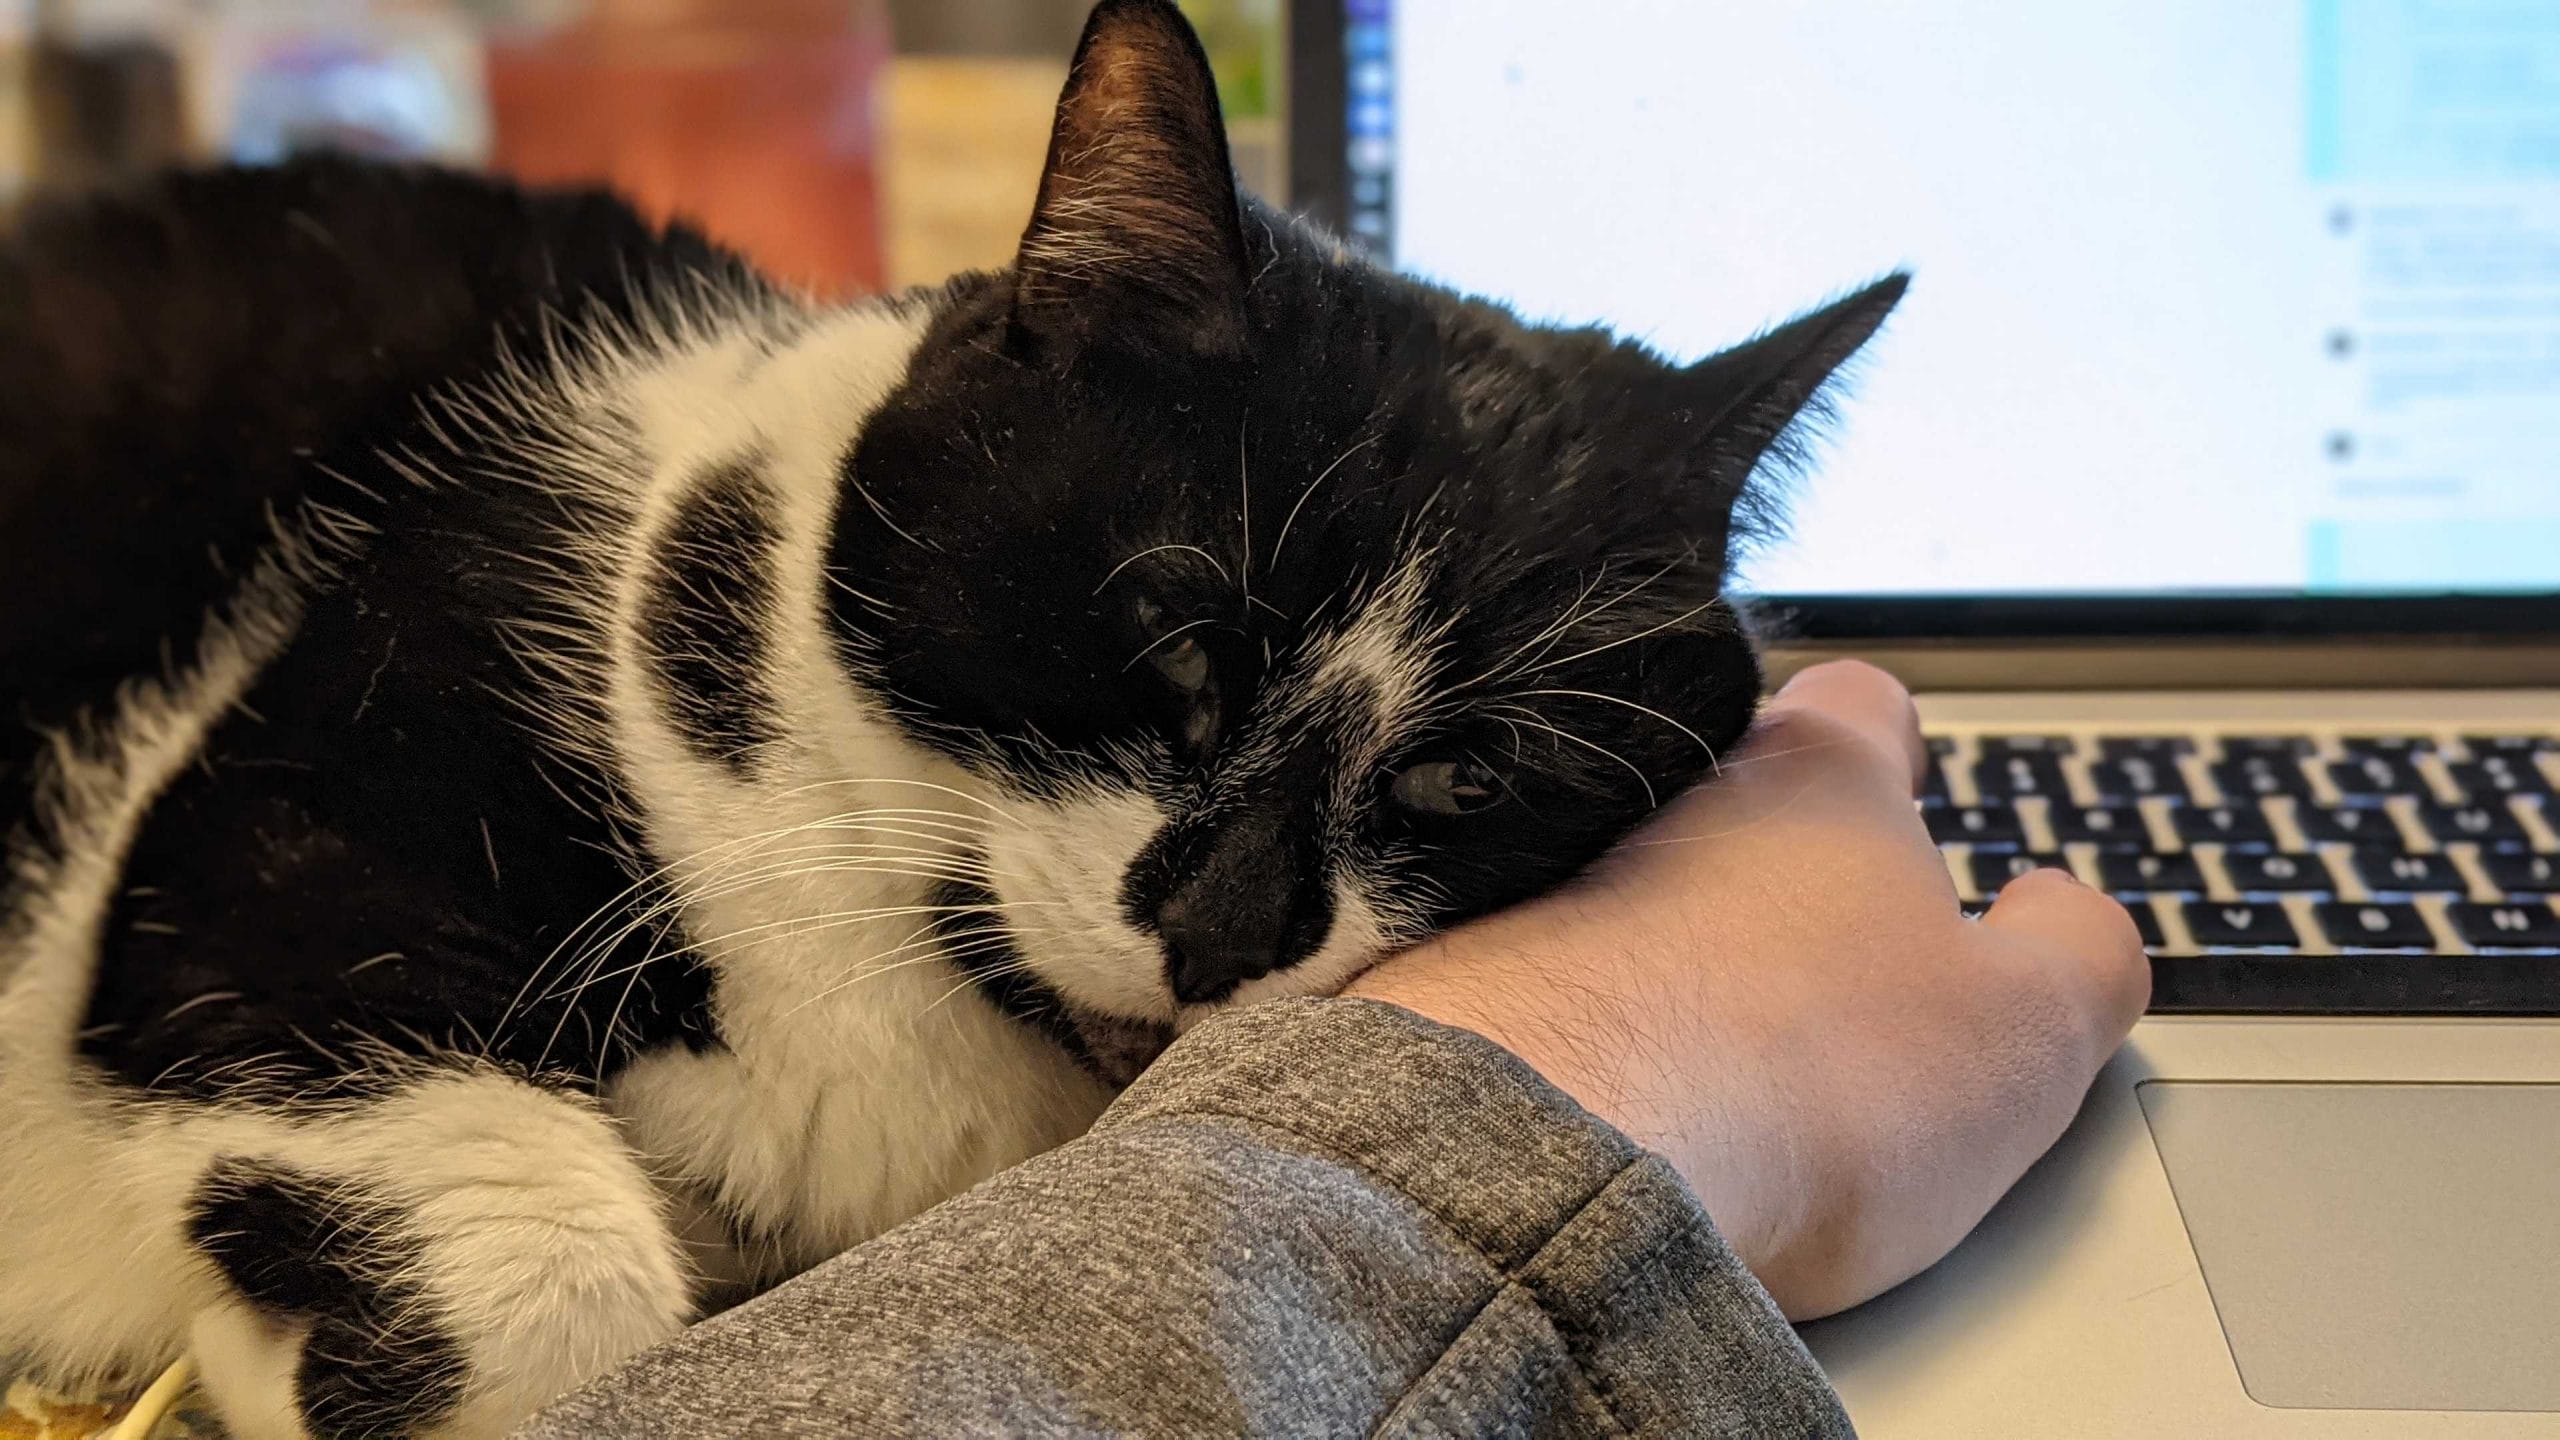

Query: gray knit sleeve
518 998 1852 1438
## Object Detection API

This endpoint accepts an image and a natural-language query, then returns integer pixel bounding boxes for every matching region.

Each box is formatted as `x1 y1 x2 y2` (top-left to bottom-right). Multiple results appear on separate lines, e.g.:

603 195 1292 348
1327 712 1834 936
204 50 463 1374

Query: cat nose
1132 797 1333 1006
1155 888 1287 1006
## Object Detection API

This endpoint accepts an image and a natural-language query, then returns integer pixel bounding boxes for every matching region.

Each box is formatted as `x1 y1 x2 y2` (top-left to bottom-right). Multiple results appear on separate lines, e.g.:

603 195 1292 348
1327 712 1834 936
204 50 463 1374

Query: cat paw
185 1078 690 1437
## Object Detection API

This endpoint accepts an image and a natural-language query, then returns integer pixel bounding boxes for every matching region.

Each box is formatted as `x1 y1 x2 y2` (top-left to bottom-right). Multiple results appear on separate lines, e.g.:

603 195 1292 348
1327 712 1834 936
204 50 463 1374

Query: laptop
1289 3 2560 1433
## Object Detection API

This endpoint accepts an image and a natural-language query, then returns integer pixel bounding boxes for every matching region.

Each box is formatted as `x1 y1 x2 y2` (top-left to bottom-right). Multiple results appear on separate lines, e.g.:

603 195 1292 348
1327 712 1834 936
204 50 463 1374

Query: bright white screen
1381 1 2560 595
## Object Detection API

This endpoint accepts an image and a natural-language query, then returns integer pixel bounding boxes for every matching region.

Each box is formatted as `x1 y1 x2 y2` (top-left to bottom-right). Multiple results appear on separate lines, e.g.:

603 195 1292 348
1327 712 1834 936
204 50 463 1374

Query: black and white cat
0 2 1902 1434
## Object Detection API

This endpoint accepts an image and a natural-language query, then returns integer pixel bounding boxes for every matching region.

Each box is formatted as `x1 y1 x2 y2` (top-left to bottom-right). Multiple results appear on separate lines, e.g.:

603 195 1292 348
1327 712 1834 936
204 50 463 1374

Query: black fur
1122 746 1341 1002
23 161 736 1095
187 1157 466 1437
638 452 787 771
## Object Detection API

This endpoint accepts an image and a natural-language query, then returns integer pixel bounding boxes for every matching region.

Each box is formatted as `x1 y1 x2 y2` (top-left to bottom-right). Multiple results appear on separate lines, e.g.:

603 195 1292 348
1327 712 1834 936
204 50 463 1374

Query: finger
1977 868 2152 1045
1758 659 1927 796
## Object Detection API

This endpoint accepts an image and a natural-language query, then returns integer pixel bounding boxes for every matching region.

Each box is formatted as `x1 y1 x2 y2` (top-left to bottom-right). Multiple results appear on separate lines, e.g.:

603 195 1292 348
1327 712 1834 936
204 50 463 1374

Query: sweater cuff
1098 997 1644 1272
1103 997 1844 1435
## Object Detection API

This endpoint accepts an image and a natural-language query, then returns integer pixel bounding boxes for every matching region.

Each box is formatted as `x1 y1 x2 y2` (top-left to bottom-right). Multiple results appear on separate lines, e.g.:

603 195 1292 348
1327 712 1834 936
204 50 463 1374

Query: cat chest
601 934 1113 1274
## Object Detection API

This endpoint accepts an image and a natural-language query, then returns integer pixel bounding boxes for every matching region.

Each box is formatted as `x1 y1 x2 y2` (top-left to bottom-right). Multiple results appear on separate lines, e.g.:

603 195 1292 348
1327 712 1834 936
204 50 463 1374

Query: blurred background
0 0 1283 294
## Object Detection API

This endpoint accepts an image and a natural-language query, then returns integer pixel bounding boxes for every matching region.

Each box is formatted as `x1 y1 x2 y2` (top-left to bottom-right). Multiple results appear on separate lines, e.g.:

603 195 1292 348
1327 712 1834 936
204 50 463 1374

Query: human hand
1347 660 2148 1320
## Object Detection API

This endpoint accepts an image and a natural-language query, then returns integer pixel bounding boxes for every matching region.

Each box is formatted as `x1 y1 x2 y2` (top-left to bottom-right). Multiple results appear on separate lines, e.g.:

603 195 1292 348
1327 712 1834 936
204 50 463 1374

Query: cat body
0 4 1902 1434
1 165 1111 1433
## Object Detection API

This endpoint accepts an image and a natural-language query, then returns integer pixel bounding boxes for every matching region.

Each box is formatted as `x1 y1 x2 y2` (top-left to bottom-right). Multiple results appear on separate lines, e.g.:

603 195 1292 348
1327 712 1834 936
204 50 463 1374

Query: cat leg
183 1065 691 1440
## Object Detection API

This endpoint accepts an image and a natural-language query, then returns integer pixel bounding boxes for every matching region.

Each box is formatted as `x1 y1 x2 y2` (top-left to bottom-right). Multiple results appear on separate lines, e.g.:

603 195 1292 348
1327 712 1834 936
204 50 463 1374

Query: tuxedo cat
0 1 1902 1433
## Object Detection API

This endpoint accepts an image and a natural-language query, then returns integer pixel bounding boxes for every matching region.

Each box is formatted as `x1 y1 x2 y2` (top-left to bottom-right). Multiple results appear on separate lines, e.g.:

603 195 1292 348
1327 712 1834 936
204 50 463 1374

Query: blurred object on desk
2 0 1276 294
487 0 890 296
1181 0 1280 198
188 0 487 166
879 54 1056 287
28 0 185 188
0 3 31 202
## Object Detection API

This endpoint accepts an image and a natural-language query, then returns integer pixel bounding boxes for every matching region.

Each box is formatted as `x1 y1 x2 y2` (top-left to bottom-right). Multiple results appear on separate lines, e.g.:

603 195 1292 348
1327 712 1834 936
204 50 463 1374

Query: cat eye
1147 634 1213 694
1390 758 1507 817
1132 622 1221 755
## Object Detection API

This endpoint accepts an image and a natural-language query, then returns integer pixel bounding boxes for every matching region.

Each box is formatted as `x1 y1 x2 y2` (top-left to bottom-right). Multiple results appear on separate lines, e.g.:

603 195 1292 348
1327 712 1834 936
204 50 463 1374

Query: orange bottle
486 0 891 297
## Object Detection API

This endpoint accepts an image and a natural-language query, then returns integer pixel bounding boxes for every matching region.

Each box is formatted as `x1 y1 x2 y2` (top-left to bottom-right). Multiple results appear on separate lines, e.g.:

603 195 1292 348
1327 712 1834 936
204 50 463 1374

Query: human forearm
520 999 1849 1437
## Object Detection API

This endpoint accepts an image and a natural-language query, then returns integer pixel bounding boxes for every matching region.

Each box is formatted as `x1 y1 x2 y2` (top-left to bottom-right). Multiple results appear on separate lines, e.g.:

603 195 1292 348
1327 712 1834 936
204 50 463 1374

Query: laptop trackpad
2137 1081 2560 1412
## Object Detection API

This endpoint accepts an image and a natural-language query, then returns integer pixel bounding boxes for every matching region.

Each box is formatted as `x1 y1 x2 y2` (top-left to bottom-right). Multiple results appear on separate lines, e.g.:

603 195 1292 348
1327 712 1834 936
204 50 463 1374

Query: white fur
0 526 327 1392
577 300 1116 1280
175 1071 691 1440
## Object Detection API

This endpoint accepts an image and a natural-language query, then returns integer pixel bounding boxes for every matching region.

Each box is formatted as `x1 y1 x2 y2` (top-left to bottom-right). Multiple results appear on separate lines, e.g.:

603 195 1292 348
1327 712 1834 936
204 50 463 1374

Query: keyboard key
2098 851 2206 895
2051 804 2147 849
2324 754 2424 800
2219 735 2313 757
2212 755 2311 800
2223 851 2333 894
2447 755 2551 799
1959 898 1993 919
1927 805 2024 849
2124 900 2166 949
2181 900 2301 950
2295 806 2403 847
2098 735 2193 759
1927 735 1957 755
2415 801 2530 849
1920 757 1951 807
2172 806 2276 849
1966 851 2071 896
2092 755 2193 803
2483 852 2560 895
2315 901 2433 950
2340 735 2434 757
2448 902 2560 950
1972 753 2069 800
1978 735 2076 758
2350 850 2465 896
2462 734 2555 755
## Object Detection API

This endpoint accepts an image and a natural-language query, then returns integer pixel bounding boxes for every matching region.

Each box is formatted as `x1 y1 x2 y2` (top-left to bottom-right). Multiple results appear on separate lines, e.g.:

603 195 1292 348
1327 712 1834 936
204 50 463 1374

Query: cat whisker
1530 596 1724 675
1123 617 1221 672
493 809 1007 1045
1235 408 1252 604
822 568 895 613
543 895 1062 1006
777 928 1029 1019
1267 432 1378 574
531 900 1046 1069
1489 703 1660 808
511 815 1048 1032
751 776 1015 822
1508 688 1721 777
1447 564 1613 693
600 856 1018 933
1093 543 1232 595
922 955 1046 1016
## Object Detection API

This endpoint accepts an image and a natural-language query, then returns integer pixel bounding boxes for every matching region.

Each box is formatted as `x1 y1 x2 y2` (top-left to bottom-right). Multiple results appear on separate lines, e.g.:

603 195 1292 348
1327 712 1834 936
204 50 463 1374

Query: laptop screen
1332 2 2560 601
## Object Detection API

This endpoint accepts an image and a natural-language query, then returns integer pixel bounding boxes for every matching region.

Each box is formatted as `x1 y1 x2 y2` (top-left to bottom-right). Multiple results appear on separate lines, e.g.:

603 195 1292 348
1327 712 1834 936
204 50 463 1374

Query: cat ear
1682 273 1909 488
1011 0 1251 359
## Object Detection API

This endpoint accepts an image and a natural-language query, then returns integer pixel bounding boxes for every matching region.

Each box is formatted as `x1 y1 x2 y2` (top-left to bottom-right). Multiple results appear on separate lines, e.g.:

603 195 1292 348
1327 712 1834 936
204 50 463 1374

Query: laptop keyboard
1925 726 2560 1015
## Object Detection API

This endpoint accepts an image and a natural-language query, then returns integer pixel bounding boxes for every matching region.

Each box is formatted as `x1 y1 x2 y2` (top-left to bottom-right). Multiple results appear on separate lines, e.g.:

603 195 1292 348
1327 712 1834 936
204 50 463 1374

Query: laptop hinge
1768 639 2560 693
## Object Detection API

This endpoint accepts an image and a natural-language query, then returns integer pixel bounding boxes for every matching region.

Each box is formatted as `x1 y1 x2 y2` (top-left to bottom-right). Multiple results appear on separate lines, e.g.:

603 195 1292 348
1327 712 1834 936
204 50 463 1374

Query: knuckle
1810 657 1909 699
1998 866 2087 903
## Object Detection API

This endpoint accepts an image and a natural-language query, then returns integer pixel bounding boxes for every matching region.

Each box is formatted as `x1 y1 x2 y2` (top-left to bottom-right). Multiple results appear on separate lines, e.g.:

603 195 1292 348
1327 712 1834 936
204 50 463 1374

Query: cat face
829 0 1902 1027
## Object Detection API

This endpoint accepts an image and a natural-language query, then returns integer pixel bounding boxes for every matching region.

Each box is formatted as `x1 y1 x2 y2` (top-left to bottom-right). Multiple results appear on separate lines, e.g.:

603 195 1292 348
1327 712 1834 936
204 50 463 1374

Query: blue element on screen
2305 0 2560 182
